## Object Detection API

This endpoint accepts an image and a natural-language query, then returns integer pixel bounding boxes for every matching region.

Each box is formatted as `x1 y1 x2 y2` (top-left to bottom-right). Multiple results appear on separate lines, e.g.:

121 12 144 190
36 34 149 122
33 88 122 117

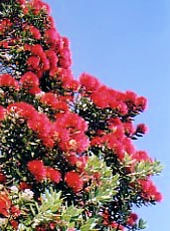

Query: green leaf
80 218 97 231
86 155 119 203
31 189 63 228
39 189 62 213
138 218 147 229
61 205 83 222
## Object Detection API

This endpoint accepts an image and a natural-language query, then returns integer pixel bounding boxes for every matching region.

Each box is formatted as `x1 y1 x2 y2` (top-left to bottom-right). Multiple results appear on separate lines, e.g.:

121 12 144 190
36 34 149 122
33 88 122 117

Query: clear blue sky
46 1 170 230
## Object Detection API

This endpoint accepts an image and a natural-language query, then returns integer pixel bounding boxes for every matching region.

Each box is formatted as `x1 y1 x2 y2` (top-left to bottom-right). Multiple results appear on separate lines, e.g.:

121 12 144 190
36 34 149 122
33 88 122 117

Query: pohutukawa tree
0 0 162 230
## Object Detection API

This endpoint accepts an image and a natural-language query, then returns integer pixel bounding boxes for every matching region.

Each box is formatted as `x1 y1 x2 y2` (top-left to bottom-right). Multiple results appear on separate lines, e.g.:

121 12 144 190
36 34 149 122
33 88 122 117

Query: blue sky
46 1 170 230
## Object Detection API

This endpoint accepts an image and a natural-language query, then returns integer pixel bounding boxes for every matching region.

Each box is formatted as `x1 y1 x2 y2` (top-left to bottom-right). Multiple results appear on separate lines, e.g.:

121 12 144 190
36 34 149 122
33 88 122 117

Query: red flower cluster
91 118 136 160
138 178 162 202
50 67 79 92
80 73 101 93
0 74 19 90
46 50 58 75
0 171 6 183
14 0 75 97
0 105 6 121
126 213 138 226
132 150 152 163
7 102 54 147
30 25 41 40
24 39 74 85
79 73 147 115
6 102 82 149
27 44 50 77
40 92 68 112
58 37 72 69
27 56 40 70
45 28 60 45
23 23 41 40
16 0 25 5
54 112 89 153
0 192 11 217
46 167 61 184
65 153 88 172
27 159 61 183
7 102 37 120
20 71 41 94
27 160 46 182
64 171 84 193
0 19 12 34
28 113 55 148
0 40 9 48
136 123 148 135
0 192 21 229
30 0 51 15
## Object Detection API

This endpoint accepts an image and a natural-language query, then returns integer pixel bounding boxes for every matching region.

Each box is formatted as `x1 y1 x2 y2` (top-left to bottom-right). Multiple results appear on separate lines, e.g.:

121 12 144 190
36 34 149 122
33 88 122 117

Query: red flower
126 213 138 226
65 171 84 193
40 92 59 110
138 179 163 202
136 96 147 111
54 112 89 153
132 150 152 163
10 219 19 230
0 41 9 48
108 118 123 132
110 222 124 230
45 28 60 44
46 167 61 184
31 44 44 57
30 25 41 39
46 50 58 70
0 192 11 217
136 123 148 134
91 86 111 108
27 160 46 182
0 105 6 121
53 100 68 112
123 121 135 136
90 136 103 146
62 77 79 91
7 102 37 120
0 171 6 183
16 0 25 4
30 44 50 74
27 56 40 69
19 182 31 190
24 44 32 51
20 71 41 94
110 101 128 115
47 16 55 28
0 19 12 34
27 113 54 148
11 206 21 217
0 74 19 90
66 153 88 171
55 111 88 132
79 73 101 92
31 0 51 15
124 91 137 104
57 37 72 68
23 7 29 15
58 49 72 69
70 133 90 153
123 137 135 155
